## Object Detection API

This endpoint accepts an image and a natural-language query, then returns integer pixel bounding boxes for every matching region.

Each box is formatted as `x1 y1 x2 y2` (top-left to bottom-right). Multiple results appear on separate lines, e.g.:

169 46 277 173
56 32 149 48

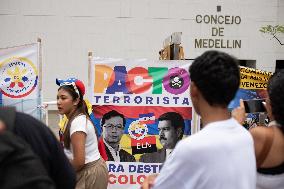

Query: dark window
239 60 256 68
275 60 284 73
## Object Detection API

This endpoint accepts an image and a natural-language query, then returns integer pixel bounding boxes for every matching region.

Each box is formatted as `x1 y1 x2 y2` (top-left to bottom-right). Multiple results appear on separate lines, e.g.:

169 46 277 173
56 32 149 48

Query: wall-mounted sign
194 9 242 49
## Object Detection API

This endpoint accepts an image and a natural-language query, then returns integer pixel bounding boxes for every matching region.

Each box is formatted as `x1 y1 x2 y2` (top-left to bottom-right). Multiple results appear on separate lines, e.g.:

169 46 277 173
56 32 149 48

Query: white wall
0 0 284 105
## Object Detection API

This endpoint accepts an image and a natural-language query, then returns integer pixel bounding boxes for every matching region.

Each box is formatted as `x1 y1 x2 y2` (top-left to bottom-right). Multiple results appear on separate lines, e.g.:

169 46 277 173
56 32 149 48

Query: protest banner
89 58 194 188
229 66 273 110
107 162 162 189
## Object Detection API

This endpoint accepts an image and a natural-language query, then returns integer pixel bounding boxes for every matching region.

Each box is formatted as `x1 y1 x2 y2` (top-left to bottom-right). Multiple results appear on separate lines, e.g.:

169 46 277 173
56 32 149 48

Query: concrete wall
1 0 284 109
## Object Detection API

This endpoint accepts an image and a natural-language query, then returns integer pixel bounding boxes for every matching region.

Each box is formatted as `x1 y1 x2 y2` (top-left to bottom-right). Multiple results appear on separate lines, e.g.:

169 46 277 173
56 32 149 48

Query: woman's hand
232 99 246 125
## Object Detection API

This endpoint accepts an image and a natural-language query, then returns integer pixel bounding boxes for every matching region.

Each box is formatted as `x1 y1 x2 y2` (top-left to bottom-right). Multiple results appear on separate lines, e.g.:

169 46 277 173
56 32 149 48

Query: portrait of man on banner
101 110 136 162
140 112 185 163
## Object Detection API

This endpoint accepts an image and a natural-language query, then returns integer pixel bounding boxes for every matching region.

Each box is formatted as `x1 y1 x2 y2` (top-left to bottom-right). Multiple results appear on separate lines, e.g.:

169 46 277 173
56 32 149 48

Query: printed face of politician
103 116 124 144
158 120 178 149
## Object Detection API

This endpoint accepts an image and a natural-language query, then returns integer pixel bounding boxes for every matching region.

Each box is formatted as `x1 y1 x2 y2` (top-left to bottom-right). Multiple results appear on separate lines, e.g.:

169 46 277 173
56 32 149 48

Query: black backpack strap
0 106 16 131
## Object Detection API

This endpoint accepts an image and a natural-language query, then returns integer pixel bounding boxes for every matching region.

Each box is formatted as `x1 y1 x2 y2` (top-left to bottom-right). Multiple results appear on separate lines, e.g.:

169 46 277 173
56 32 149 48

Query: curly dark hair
189 50 240 107
267 70 284 131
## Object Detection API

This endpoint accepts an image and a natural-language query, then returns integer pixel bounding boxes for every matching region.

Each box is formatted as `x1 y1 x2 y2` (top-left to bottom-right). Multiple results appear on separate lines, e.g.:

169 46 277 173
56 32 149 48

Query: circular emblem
0 57 38 98
169 75 184 89
163 67 190 95
128 120 148 140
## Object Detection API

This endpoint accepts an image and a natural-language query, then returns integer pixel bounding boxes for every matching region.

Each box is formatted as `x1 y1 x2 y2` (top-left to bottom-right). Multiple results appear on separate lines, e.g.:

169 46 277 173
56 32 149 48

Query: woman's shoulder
72 114 94 127
250 126 268 134
250 126 273 141
71 114 87 125
74 114 87 119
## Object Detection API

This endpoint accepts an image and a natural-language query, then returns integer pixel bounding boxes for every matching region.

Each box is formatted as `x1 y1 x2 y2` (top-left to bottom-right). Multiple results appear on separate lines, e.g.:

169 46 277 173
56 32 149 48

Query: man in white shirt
142 50 256 189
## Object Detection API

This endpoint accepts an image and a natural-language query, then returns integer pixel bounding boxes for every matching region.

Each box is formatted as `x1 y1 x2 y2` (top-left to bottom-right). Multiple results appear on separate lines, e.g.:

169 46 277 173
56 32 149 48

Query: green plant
260 25 284 45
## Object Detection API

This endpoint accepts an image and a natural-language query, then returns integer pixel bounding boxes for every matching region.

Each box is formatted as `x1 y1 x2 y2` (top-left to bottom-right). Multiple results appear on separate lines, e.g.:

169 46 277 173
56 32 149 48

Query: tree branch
273 35 284 45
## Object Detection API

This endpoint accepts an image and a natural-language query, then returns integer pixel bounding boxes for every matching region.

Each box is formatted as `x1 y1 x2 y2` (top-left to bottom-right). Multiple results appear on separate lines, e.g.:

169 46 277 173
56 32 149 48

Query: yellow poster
240 66 272 89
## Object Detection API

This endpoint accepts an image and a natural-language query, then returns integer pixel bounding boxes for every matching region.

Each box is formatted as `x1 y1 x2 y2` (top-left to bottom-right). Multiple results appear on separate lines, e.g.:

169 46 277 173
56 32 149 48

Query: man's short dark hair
158 112 185 140
268 70 284 130
101 110 126 127
189 50 240 107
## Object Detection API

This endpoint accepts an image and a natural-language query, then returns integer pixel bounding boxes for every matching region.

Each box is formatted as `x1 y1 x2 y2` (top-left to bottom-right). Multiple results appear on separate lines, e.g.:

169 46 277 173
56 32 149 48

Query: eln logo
0 57 38 98
128 120 148 140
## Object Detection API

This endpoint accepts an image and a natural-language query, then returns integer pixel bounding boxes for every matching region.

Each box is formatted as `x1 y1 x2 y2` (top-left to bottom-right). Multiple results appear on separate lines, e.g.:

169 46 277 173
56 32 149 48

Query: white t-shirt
256 172 284 189
64 115 100 163
153 118 256 189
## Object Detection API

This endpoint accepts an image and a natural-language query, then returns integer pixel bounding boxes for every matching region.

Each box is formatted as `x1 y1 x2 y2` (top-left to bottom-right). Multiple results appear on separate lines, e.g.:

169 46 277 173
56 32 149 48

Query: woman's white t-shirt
64 115 100 163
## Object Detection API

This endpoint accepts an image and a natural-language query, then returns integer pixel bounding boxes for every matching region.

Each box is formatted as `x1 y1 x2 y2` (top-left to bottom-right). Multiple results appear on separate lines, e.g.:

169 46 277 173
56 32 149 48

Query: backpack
0 107 55 189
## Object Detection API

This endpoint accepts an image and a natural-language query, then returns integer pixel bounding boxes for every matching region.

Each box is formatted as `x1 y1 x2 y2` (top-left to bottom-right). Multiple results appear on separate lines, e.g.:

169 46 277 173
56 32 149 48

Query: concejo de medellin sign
194 12 242 49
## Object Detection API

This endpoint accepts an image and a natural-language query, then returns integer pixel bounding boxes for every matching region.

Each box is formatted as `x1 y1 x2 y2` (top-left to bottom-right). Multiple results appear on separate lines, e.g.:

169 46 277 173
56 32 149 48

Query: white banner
89 58 196 189
0 43 40 117
107 162 162 189
89 58 193 107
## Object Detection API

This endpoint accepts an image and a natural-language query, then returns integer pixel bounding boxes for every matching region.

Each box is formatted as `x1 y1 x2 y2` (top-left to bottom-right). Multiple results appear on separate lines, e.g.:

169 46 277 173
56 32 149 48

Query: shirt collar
103 138 121 162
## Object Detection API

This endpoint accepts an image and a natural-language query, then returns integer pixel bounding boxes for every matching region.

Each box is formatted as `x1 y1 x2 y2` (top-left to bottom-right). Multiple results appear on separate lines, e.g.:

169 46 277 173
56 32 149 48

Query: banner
0 43 41 118
89 58 194 189
229 66 273 110
107 162 162 189
239 66 272 90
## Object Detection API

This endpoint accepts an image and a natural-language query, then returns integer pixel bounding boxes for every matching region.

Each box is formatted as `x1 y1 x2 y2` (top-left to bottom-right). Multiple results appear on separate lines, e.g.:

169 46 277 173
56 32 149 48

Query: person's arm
250 127 267 167
141 174 158 189
70 131 86 171
232 99 246 124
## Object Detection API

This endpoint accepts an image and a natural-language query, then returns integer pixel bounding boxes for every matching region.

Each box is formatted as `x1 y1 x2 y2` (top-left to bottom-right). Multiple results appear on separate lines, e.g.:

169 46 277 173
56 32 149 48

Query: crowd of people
0 50 283 189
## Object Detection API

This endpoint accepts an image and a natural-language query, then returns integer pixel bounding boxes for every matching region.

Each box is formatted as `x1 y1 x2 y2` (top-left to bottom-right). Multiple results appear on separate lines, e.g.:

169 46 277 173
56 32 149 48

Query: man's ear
176 128 183 140
190 82 199 98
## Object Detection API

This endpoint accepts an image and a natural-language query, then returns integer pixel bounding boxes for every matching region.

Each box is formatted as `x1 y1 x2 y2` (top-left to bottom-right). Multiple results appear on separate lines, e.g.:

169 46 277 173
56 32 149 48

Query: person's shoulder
120 149 136 161
74 114 87 121
140 150 163 163
178 130 209 147
166 138 209 168
120 149 133 156
174 136 208 157
14 112 54 138
250 126 272 144
71 114 87 125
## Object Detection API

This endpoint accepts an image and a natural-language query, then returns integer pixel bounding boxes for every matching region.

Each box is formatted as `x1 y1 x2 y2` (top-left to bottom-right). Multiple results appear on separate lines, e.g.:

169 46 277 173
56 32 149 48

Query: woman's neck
66 108 77 119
